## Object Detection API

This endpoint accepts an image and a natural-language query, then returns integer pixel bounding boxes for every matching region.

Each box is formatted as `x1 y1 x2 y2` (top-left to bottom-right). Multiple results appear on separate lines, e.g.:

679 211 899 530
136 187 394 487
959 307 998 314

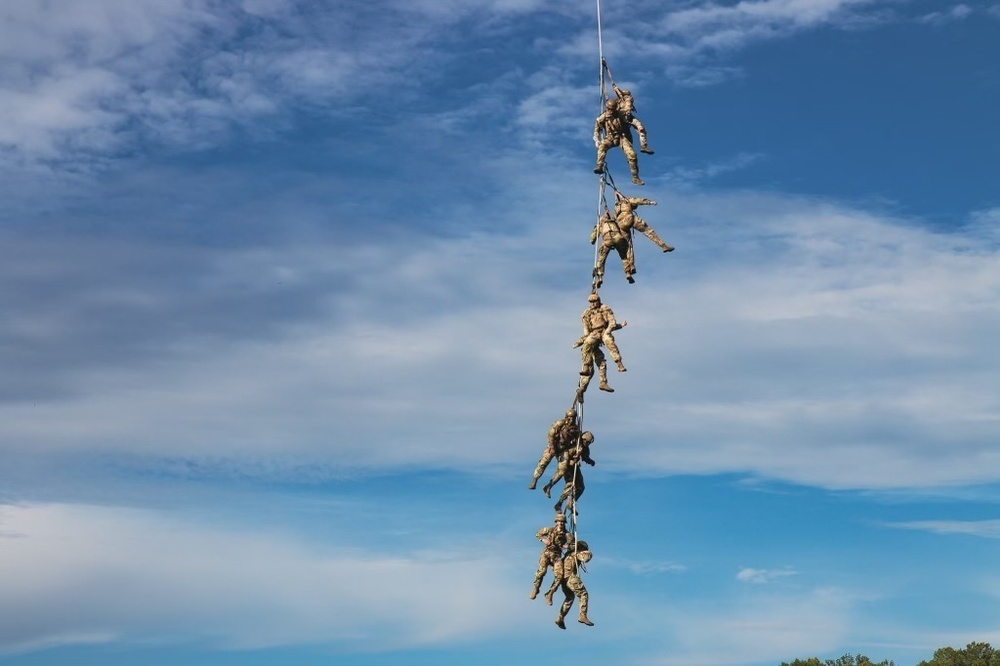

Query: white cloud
917 4 974 25
737 566 798 584
885 519 1000 539
635 587 856 666
3 187 1000 491
0 502 536 653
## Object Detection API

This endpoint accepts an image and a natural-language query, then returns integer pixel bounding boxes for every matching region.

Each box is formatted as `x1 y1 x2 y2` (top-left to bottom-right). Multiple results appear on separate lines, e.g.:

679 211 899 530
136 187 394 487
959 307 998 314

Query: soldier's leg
634 118 654 154
544 558 564 605
625 238 637 275
543 458 567 498
530 446 555 489
571 578 593 625
531 551 552 597
554 479 574 512
635 219 673 252
559 581 574 618
595 139 614 173
615 240 633 282
620 138 642 185
594 349 614 392
580 333 600 375
576 374 591 404
602 332 625 371
594 242 612 287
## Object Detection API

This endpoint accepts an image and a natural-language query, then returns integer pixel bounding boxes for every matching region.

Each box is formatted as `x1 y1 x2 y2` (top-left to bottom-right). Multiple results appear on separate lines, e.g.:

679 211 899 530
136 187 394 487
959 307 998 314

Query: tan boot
544 589 555 606
555 617 566 629
616 360 627 372
578 614 594 626
529 587 539 600
599 381 614 392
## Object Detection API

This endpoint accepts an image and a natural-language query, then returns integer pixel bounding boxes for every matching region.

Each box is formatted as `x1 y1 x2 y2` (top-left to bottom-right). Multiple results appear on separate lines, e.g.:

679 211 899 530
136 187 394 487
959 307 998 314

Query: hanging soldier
554 540 595 629
529 408 580 490
593 87 653 186
530 513 576 600
590 207 633 288
552 431 596 513
574 292 627 403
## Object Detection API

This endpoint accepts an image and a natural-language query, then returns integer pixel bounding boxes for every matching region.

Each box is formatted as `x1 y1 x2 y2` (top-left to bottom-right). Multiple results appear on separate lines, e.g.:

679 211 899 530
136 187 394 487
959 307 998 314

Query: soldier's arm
630 197 656 207
547 421 561 447
593 115 604 145
589 222 599 245
583 447 596 466
603 306 618 331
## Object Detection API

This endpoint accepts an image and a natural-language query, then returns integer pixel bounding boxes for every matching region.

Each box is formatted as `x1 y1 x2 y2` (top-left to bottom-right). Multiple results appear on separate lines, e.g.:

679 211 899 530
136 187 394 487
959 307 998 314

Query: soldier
529 408 580 490
573 293 627 402
530 513 575 600
542 430 595 498
615 190 673 254
612 83 654 157
554 540 594 629
590 208 633 288
553 431 596 513
593 92 652 186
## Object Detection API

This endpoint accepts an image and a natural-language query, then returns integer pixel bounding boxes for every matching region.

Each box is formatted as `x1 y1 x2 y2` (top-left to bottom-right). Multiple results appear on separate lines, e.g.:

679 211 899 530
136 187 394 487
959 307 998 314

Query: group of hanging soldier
526 62 672 631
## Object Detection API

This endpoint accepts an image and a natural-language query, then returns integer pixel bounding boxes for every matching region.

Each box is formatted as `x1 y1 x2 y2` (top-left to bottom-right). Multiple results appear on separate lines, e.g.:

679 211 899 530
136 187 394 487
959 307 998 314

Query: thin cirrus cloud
885 519 1000 538
2 180 999 493
0 502 538 654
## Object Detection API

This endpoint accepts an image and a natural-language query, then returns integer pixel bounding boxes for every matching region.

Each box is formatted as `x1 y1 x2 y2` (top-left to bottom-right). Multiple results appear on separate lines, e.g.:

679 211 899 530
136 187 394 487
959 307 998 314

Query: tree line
780 641 1000 666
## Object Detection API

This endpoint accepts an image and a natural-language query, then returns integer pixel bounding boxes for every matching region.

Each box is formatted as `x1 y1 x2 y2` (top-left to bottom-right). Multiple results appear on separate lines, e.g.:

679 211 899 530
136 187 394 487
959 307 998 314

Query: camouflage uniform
530 515 576 599
553 432 596 513
530 409 580 490
612 84 653 157
574 293 626 402
593 91 651 186
615 191 673 276
555 541 594 629
590 209 633 288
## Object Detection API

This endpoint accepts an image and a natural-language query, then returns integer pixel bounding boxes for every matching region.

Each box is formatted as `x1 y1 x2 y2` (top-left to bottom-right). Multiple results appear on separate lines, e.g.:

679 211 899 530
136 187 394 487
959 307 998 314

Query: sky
1 0 1000 664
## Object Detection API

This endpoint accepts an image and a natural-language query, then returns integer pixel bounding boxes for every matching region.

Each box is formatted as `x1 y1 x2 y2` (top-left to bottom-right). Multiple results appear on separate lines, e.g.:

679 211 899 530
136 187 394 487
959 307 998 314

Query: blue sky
2 0 1000 664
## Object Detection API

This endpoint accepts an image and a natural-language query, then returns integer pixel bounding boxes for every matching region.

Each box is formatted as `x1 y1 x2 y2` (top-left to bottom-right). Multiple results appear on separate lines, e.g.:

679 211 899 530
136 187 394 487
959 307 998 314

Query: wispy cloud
917 4 974 25
0 502 537 653
635 587 856 666
737 566 798 584
885 519 1000 539
3 181 1000 491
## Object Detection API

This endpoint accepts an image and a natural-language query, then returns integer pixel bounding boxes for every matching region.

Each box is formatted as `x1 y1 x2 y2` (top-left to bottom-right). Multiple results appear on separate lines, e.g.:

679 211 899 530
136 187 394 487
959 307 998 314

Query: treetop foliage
780 642 1000 666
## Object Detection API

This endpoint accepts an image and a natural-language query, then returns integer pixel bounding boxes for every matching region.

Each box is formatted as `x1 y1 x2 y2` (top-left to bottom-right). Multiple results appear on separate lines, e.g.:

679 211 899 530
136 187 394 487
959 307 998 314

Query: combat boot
544 589 555 606
640 146 655 155
626 274 635 284
578 614 595 626
542 482 554 498
616 360 627 372
528 479 537 490
599 381 614 393
529 587 539 600
631 175 644 186
661 244 675 252
575 387 585 404
555 617 566 630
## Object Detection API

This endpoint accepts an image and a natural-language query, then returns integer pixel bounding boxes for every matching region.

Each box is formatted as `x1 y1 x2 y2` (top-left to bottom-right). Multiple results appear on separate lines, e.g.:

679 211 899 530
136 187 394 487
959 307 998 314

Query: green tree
917 642 1000 666
779 654 895 666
